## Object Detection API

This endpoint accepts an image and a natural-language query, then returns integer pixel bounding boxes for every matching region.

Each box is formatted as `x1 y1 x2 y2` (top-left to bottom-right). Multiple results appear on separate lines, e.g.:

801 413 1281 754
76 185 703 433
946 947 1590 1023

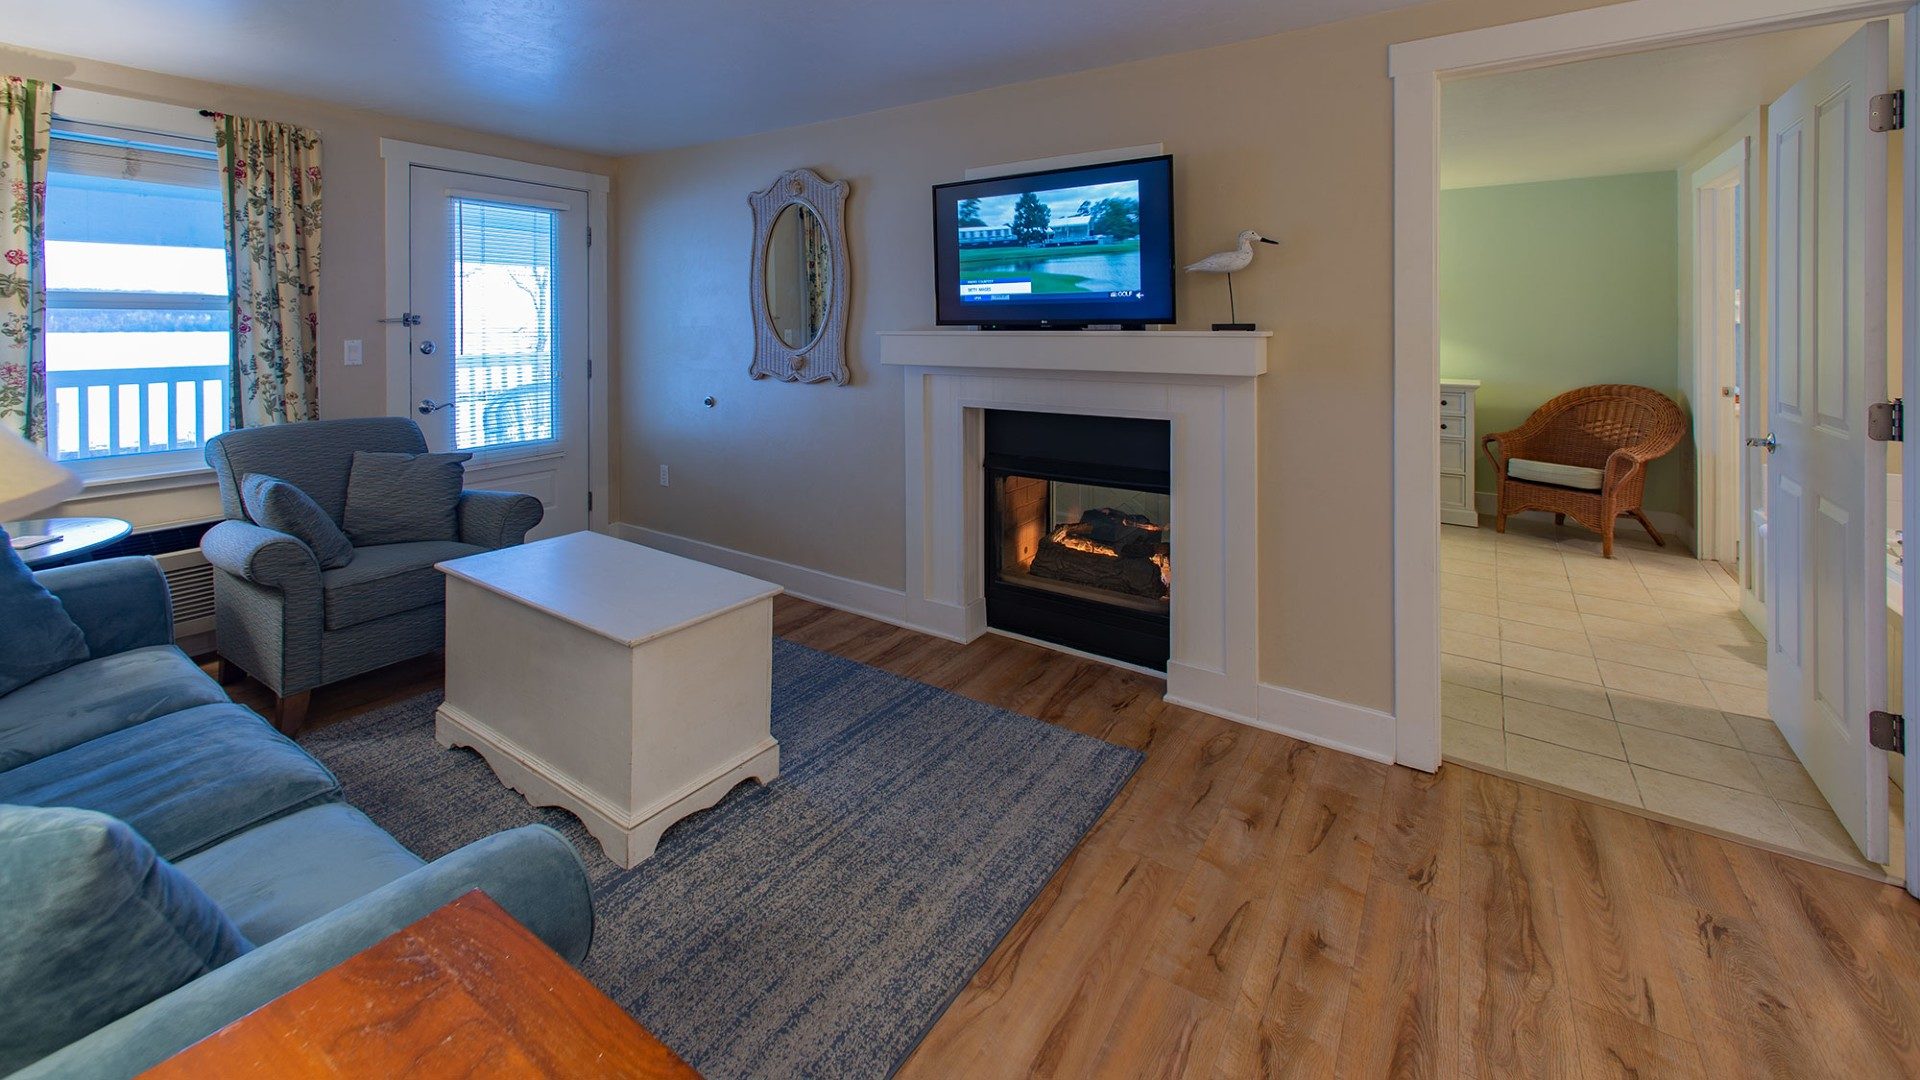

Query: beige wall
616 0 1614 710
0 44 616 528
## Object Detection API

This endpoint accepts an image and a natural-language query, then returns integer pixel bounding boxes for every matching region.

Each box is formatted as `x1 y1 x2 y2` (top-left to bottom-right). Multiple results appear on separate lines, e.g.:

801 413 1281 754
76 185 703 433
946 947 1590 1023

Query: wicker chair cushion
1509 458 1604 491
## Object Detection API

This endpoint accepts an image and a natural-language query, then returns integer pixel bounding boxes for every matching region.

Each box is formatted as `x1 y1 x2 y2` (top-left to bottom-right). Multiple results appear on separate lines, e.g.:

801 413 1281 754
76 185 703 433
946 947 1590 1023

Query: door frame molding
1387 0 1914 877
1690 140 1749 566
379 139 612 533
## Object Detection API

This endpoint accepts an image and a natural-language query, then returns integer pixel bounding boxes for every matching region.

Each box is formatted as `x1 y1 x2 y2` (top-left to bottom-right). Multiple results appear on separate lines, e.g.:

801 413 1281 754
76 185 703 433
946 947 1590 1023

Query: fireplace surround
880 329 1265 722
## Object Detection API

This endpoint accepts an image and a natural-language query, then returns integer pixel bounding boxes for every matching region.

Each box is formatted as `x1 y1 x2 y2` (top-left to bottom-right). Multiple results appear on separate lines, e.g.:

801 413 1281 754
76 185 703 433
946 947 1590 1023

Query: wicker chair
1480 384 1686 558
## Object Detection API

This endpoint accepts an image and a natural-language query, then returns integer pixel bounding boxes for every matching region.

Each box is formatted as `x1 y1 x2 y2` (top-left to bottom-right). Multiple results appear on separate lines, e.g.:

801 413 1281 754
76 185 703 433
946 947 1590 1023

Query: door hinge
587 491 594 512
586 225 593 247
1870 90 1905 132
1869 398 1904 442
1870 710 1906 753
586 356 592 378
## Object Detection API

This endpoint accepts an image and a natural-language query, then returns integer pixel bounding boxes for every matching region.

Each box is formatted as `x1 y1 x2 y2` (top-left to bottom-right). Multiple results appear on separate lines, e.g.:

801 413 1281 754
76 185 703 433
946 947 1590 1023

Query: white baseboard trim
615 522 1400 766
1473 492 1697 553
1166 660 1259 726
611 524 927 636
1253 682 1397 764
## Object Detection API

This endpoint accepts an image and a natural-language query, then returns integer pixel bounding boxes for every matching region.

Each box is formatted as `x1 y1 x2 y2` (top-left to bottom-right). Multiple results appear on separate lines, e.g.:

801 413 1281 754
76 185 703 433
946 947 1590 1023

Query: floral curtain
0 76 51 444
215 114 321 427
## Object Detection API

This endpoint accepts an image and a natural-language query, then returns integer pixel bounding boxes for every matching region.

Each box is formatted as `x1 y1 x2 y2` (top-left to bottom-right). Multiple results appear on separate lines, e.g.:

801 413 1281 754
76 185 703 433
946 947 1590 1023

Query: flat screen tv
932 155 1174 328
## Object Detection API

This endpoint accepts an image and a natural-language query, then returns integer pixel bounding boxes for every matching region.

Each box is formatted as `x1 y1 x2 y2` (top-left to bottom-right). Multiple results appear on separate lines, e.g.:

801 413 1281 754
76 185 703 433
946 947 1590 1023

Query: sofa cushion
342 450 472 545
0 805 251 1075
0 526 91 698
0 703 341 861
1509 458 1606 491
240 473 354 570
178 803 424 945
0 645 229 773
320 540 481 630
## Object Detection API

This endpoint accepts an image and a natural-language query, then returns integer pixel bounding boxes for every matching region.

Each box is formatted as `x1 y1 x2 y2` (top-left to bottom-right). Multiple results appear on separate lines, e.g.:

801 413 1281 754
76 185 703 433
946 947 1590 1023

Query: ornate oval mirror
763 203 828 350
749 168 850 384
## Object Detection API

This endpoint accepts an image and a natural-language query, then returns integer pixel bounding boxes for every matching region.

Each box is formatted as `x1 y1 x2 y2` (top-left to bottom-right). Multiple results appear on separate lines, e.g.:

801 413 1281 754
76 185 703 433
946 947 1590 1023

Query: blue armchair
203 418 542 731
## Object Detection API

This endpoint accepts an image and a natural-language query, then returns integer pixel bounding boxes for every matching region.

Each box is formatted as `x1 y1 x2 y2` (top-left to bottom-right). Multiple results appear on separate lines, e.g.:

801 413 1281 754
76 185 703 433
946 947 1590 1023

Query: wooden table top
4 515 131 567
142 891 699 1079
436 531 781 646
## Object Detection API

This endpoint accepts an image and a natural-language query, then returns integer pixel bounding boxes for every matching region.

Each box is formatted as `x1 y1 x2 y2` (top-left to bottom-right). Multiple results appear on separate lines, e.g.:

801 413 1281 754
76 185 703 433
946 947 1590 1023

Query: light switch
343 339 363 366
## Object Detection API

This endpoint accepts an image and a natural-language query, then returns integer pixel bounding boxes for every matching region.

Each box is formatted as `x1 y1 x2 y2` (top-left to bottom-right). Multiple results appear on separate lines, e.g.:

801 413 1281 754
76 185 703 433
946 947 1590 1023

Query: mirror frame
748 168 851 384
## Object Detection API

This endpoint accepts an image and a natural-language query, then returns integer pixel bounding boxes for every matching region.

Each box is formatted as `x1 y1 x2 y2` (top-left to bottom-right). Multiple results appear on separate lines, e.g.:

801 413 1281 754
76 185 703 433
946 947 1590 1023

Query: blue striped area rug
300 639 1140 1078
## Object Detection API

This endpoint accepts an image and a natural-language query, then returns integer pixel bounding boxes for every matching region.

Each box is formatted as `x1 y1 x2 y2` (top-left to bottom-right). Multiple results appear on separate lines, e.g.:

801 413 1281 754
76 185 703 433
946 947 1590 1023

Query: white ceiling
11 0 1431 156
1440 21 1879 190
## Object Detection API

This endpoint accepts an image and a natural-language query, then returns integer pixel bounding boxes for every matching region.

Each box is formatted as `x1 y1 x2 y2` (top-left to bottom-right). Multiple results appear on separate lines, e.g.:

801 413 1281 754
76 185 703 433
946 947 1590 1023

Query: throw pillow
342 450 473 546
240 473 355 570
0 804 252 1073
0 527 91 697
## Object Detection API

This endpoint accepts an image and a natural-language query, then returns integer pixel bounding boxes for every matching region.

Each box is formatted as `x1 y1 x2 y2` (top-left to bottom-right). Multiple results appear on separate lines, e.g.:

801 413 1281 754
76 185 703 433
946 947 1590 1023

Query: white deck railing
48 365 228 461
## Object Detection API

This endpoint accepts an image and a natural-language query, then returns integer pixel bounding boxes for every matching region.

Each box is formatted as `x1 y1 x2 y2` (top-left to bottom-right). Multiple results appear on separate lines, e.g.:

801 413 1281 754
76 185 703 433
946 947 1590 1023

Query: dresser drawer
1438 417 1468 439
1440 471 1473 511
1440 392 1469 417
1440 436 1469 475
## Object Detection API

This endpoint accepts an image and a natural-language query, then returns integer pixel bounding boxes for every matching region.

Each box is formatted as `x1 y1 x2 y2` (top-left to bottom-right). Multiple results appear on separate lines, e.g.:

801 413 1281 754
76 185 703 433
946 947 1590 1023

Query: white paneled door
407 166 591 538
1764 20 1890 864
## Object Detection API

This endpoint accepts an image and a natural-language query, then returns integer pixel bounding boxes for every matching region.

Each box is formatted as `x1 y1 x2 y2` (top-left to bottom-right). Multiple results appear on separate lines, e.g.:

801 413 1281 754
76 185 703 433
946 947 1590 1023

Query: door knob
418 398 452 415
418 340 437 355
1746 433 1777 452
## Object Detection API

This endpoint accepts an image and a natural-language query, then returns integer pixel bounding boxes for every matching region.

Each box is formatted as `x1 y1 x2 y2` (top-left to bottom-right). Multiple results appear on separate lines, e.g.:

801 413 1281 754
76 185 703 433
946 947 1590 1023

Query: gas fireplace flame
1048 527 1123 558
1151 551 1171 591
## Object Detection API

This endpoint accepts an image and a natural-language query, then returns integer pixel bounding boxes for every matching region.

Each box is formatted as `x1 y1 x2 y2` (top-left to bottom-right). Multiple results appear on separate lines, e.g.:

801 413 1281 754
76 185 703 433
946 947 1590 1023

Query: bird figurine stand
1185 230 1277 331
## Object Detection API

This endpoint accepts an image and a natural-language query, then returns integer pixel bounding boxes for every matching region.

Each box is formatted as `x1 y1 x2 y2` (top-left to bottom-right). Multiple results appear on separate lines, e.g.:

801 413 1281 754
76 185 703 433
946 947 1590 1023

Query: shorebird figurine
1185 230 1278 330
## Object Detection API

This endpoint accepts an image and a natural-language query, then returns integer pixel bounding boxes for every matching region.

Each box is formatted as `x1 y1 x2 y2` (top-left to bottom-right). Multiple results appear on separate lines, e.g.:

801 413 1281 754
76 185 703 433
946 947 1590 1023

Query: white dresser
1439 379 1481 527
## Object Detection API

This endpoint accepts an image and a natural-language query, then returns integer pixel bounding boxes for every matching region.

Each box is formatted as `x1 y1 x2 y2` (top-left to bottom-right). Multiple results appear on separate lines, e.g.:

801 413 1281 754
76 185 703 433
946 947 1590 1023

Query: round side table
3 516 134 569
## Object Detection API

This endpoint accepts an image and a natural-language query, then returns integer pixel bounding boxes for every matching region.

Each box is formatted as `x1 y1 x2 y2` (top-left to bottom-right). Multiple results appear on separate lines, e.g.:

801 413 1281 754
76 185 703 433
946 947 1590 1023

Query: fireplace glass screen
993 475 1170 612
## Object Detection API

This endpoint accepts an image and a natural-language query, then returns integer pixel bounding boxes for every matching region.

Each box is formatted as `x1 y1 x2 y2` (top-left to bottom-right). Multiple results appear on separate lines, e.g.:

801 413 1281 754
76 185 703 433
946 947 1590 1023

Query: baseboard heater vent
157 549 216 638
81 520 220 642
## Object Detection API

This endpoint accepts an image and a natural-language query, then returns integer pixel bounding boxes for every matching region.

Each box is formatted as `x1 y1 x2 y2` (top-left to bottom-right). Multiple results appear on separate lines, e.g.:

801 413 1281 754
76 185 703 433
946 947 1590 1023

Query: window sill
74 464 217 498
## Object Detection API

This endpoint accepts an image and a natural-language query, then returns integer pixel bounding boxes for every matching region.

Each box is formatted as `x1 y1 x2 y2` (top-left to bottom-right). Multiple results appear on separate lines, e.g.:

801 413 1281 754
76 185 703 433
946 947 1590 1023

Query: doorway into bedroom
1434 18 1906 881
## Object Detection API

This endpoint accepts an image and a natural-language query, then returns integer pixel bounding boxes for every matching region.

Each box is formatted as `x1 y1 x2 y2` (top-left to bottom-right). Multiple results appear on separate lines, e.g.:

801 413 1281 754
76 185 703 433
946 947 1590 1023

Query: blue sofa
0 556 593 1078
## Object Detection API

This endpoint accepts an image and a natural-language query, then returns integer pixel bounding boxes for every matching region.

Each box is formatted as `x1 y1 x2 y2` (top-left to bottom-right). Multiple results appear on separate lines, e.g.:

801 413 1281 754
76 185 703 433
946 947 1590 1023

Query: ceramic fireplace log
1028 538 1166 600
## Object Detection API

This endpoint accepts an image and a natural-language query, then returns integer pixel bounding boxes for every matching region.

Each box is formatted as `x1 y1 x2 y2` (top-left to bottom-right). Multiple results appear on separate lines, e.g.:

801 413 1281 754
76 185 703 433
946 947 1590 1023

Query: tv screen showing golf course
933 155 1173 326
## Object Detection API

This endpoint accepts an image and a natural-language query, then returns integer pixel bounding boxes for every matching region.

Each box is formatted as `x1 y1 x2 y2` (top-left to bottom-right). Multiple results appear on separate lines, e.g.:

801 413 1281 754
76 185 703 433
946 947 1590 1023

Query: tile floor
1440 515 1905 880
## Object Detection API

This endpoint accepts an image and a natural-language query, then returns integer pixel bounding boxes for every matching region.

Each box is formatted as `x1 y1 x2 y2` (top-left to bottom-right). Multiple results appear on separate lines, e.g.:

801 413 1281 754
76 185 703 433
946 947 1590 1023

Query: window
449 197 558 451
43 116 230 471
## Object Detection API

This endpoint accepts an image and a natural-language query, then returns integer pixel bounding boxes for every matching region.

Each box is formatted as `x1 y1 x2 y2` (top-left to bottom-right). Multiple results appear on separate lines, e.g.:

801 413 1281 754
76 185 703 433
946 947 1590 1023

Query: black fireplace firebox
984 410 1171 670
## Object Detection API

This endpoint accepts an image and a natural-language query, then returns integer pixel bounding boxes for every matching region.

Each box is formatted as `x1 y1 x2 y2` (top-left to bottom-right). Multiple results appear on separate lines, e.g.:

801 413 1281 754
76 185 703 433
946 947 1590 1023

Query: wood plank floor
223 595 1920 1079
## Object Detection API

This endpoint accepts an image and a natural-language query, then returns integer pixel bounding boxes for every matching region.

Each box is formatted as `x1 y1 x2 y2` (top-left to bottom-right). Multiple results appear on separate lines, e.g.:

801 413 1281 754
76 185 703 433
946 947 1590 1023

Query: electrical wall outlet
659 464 670 487
343 339 363 366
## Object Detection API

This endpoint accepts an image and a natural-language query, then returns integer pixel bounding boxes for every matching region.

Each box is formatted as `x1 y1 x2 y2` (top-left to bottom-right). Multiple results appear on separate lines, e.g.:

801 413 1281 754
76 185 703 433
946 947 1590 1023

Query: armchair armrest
15 824 593 1080
1603 446 1653 492
34 557 172 658
457 489 545 549
199 520 320 590
1481 430 1522 477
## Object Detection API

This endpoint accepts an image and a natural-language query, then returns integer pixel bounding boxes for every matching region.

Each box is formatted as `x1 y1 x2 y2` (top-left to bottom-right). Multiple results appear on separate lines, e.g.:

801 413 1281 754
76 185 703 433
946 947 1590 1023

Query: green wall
1440 171 1690 526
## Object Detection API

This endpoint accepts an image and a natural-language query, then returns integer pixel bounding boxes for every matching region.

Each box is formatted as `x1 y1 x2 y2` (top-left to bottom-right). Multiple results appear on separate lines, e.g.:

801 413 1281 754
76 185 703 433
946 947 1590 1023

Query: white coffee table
434 532 783 868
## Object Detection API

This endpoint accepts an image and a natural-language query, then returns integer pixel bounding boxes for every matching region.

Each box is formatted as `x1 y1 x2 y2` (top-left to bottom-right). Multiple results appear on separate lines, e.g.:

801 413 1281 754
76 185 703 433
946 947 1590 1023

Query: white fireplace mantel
880 328 1266 725
877 328 1268 377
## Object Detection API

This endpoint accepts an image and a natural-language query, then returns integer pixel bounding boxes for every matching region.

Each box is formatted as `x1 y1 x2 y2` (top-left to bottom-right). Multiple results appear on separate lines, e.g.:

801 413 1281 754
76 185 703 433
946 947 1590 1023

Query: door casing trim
1388 0 1910 786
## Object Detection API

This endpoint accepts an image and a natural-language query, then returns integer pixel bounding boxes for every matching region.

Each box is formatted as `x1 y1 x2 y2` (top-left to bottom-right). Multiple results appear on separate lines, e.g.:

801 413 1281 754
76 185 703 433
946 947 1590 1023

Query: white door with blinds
407 166 590 538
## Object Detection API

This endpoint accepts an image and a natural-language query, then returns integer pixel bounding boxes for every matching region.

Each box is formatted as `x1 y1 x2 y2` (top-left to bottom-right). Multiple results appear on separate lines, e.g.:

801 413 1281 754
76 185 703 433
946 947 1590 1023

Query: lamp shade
0 428 82 521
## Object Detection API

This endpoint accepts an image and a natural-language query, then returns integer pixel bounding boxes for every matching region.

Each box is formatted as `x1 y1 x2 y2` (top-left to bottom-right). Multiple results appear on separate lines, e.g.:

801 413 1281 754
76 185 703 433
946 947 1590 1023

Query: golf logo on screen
954 180 1142 303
